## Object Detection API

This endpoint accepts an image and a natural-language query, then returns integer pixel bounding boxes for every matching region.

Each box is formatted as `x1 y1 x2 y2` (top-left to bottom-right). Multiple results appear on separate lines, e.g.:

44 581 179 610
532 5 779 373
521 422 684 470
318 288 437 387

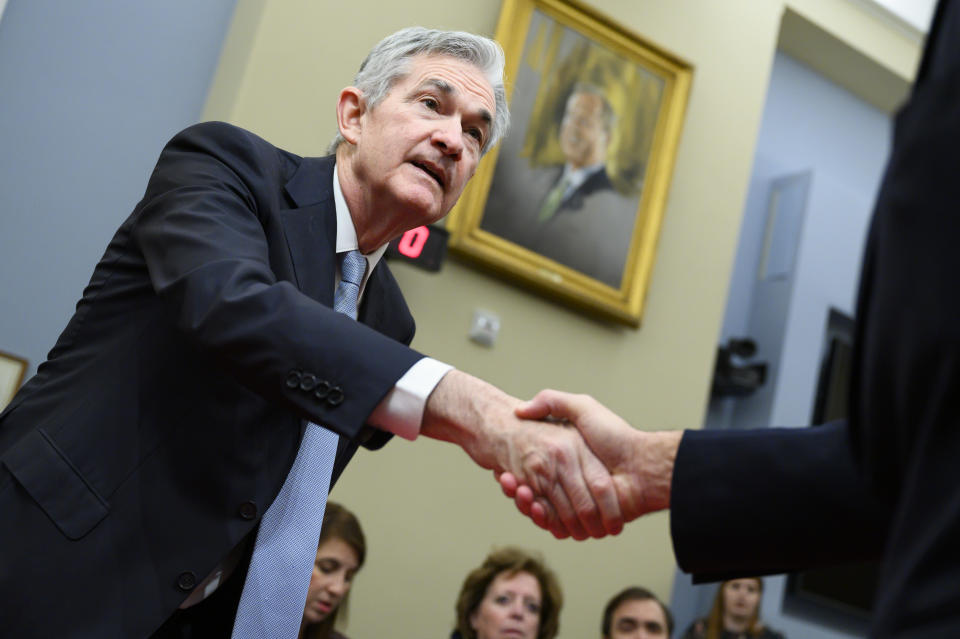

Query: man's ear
336 86 365 145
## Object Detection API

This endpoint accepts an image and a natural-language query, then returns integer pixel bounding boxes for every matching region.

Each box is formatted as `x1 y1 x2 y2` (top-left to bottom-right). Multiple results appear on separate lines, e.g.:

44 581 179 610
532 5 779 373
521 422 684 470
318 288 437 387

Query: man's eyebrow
478 108 493 127
415 78 493 127
413 78 455 97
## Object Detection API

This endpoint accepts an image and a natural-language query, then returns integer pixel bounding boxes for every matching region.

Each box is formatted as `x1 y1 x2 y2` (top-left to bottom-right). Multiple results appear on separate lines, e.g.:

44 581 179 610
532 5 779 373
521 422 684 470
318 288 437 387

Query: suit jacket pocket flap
3 429 108 540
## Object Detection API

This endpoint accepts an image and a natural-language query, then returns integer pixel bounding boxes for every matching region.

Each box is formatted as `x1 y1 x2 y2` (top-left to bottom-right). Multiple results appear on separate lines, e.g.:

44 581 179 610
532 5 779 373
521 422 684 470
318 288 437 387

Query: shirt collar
333 164 388 295
560 162 606 196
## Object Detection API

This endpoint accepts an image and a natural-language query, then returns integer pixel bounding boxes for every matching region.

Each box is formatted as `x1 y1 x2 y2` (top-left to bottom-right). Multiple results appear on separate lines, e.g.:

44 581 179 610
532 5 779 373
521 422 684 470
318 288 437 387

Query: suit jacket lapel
279 155 338 306
278 154 410 340
358 268 393 335
276 153 414 459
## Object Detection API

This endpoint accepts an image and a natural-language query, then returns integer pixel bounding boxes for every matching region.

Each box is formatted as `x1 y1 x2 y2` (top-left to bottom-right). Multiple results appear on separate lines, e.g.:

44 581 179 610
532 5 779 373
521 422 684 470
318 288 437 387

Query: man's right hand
501 390 683 534
421 371 624 540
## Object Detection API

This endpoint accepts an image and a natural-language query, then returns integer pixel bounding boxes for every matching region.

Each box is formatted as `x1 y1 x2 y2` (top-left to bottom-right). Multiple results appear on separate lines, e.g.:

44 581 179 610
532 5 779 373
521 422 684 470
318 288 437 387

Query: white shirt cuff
367 358 453 441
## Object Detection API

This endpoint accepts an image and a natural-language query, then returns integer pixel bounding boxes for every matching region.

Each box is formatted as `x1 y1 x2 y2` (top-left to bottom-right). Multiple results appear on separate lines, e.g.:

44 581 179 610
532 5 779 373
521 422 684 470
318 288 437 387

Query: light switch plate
469 309 500 347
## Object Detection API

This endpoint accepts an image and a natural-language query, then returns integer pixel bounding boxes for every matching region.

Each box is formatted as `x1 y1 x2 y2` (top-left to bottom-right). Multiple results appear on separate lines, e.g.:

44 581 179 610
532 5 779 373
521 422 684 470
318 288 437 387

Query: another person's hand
422 371 623 540
501 390 683 535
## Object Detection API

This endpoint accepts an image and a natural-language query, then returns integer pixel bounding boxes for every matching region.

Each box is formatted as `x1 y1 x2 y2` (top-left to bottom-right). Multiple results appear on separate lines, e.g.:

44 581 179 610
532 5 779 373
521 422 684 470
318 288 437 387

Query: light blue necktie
232 250 367 639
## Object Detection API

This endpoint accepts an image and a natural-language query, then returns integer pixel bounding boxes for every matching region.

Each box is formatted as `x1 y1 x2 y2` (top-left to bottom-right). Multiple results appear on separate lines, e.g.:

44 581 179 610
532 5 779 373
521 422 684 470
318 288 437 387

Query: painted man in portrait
481 83 640 288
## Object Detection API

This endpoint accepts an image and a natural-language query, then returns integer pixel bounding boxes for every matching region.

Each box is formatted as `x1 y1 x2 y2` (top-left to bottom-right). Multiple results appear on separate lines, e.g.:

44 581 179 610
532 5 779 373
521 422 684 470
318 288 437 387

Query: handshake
421 370 684 541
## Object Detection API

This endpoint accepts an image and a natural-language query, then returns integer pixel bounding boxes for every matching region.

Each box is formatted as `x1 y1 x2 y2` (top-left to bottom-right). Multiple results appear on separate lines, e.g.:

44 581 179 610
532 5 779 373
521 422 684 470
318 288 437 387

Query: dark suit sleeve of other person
843 0 960 634
670 420 891 582
679 4 960 635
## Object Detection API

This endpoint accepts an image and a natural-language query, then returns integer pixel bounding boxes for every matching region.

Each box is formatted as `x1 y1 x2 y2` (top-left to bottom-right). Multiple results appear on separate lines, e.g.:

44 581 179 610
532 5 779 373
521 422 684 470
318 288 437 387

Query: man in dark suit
0 28 623 638
500 2 960 636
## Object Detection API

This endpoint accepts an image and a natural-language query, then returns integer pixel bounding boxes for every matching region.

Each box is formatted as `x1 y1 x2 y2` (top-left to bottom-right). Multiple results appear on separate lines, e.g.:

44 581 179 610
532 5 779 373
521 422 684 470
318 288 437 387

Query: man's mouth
411 160 445 189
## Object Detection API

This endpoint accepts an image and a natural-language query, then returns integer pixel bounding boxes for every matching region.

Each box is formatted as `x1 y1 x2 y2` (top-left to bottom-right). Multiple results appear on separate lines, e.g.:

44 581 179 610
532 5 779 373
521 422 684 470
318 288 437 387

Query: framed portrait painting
0 350 27 412
446 0 692 326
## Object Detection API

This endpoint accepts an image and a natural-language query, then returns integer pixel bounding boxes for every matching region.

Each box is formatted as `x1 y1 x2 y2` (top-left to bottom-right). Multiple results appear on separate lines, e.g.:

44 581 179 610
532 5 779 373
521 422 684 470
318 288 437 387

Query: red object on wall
386 225 449 272
397 226 429 258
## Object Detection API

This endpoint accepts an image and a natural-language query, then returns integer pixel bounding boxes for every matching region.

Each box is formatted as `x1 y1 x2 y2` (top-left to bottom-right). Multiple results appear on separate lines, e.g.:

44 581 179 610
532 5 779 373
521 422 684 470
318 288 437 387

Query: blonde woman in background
681 578 785 639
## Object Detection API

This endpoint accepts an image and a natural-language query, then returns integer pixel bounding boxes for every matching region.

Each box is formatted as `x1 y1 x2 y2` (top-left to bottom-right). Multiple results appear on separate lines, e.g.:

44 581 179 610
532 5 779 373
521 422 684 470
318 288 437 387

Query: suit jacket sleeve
131 122 423 441
670 420 892 582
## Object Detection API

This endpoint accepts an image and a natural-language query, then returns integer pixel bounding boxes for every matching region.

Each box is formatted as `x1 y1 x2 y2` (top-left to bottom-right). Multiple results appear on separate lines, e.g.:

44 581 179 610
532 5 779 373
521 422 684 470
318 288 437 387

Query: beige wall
203 2 919 637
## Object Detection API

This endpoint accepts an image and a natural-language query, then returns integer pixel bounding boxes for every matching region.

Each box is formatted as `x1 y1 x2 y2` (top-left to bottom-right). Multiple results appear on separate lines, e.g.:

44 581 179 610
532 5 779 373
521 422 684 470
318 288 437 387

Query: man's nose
432 117 463 158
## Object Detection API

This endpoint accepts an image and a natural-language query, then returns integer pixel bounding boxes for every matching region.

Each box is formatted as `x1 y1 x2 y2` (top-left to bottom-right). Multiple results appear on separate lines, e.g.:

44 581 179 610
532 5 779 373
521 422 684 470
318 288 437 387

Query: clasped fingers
516 425 623 539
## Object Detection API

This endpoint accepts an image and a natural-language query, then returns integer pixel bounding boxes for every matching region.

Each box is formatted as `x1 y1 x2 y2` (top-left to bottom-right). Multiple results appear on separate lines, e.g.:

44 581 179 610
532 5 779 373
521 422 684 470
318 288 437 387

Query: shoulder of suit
162 121 326 187
171 120 269 147
165 121 310 165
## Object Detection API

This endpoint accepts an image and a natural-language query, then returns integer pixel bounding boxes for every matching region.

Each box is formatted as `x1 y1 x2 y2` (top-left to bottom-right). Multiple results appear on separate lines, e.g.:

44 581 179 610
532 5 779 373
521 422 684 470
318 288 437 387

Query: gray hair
328 27 510 155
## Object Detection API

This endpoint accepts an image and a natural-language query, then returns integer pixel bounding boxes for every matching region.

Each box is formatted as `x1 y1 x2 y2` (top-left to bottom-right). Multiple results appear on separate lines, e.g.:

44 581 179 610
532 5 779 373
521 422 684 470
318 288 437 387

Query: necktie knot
340 250 366 287
334 250 366 320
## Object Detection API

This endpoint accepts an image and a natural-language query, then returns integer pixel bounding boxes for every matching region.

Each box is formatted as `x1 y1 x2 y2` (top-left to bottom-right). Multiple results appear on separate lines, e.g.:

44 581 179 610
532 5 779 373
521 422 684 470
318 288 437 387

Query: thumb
514 390 555 420
515 389 588 424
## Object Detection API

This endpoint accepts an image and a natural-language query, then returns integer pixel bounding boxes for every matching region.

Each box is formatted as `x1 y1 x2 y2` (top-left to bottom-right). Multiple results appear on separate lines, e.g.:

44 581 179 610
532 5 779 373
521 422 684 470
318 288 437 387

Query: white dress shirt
180 165 452 608
555 161 606 202
331 165 452 441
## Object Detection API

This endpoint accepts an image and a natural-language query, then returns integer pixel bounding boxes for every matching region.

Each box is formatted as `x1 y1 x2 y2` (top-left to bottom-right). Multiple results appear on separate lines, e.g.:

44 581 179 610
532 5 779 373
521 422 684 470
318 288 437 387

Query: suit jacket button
177 571 197 592
314 380 331 400
299 373 318 392
285 370 302 388
327 387 344 406
238 501 258 520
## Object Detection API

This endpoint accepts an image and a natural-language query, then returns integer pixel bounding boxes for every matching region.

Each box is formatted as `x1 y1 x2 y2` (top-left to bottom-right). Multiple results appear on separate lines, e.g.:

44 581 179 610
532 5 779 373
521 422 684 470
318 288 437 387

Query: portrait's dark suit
0 122 423 638
482 163 638 288
670 2 960 636
527 168 638 288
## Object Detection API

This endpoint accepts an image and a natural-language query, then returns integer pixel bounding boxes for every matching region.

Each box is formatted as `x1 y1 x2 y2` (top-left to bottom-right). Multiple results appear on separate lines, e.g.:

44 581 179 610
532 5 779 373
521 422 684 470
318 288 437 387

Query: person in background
299 502 365 639
602 586 673 639
453 547 563 639
681 578 784 639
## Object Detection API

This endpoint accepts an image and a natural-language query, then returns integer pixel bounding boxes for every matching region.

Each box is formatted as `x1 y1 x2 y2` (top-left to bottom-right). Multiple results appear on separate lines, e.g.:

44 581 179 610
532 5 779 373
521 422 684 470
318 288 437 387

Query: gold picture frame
447 0 692 326
0 350 28 412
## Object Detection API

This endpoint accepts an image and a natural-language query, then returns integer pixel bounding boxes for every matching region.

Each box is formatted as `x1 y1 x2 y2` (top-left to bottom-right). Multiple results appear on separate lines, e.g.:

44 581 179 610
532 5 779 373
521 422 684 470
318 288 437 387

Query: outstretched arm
506 393 891 579
421 373 625 540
